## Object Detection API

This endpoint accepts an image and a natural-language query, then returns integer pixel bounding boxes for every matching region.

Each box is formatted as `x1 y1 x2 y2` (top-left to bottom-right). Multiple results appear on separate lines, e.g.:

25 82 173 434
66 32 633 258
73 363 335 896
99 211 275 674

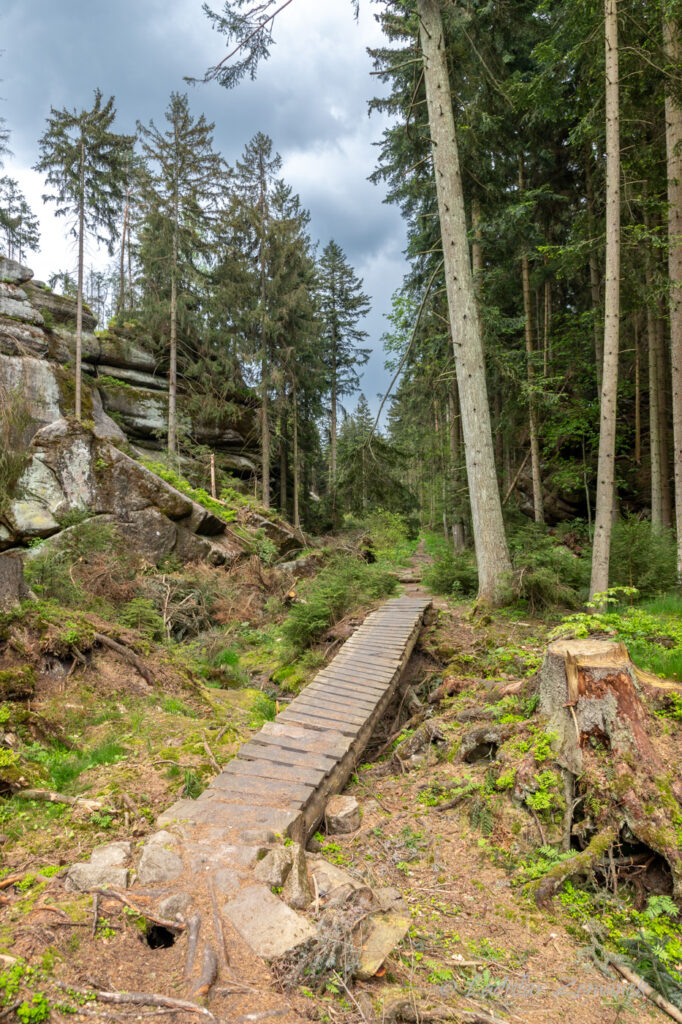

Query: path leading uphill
65 590 433 1022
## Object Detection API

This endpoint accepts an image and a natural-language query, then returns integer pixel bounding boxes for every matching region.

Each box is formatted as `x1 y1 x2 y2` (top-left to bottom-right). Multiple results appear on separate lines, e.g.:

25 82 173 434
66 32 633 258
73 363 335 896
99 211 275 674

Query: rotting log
537 638 682 898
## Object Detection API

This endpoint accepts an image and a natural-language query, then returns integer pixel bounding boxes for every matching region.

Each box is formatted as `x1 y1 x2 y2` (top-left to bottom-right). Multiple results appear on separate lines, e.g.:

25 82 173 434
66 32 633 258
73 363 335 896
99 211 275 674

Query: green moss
140 459 237 523
0 667 36 699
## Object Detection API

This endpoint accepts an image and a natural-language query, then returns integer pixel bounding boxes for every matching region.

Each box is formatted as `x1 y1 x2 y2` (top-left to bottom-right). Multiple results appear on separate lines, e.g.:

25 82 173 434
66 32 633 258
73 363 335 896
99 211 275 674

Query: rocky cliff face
2 419 300 565
0 255 258 474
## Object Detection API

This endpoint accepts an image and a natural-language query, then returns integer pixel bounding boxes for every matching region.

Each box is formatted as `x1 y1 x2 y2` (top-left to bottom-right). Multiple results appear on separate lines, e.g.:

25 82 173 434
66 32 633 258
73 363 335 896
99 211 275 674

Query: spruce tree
231 132 282 506
34 90 134 419
317 240 370 501
137 93 225 458
0 178 40 262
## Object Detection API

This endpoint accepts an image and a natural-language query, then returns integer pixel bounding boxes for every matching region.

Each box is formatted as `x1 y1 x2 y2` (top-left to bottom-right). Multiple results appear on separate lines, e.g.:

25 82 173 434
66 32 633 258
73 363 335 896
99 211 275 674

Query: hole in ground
145 925 176 949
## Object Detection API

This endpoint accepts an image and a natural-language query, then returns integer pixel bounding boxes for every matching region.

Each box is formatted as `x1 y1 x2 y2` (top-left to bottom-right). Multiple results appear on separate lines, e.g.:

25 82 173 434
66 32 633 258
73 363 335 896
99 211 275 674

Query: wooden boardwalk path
160 594 431 841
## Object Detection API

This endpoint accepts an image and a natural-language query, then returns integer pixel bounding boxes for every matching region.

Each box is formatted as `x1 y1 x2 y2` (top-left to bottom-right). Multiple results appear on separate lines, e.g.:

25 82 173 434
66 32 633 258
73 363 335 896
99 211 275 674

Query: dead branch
56 984 215 1020
92 893 100 938
94 632 155 687
203 733 220 773
609 958 682 1024
14 789 75 805
190 945 218 999
89 889 185 932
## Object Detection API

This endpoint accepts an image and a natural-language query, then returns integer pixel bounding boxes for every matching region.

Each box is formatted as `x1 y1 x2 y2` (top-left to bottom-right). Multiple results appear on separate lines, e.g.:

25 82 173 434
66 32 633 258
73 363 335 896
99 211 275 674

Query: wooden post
210 453 216 500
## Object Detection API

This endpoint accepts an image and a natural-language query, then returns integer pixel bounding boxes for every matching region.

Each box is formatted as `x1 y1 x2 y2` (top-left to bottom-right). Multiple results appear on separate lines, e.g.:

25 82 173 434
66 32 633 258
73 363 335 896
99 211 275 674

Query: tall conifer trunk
292 383 300 531
663 10 682 574
519 157 544 525
418 0 510 604
590 0 621 602
75 138 85 422
645 219 662 525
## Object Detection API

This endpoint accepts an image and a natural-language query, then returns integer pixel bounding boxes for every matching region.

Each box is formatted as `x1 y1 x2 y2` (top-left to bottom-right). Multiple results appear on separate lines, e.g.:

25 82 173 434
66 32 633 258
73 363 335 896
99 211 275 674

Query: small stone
145 830 178 849
373 886 408 913
137 844 183 885
308 857 362 897
354 912 411 980
212 867 251 898
65 863 129 892
254 847 292 887
281 843 311 911
325 795 361 834
90 841 132 868
158 892 192 920
222 884 316 959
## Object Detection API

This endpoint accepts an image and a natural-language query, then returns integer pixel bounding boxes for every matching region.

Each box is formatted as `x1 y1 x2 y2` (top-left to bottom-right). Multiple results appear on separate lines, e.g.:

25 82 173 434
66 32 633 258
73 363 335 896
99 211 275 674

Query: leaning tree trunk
663 10 682 577
590 0 621 602
535 638 682 903
75 141 85 422
418 0 511 605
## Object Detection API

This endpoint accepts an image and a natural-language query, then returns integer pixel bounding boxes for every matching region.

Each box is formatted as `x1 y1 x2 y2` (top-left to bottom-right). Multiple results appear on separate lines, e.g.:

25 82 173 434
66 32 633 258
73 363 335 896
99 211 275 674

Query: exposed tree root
89 888 185 932
609 959 682 1024
185 913 201 979
533 827 618 907
56 984 215 1019
190 945 218 999
93 632 155 687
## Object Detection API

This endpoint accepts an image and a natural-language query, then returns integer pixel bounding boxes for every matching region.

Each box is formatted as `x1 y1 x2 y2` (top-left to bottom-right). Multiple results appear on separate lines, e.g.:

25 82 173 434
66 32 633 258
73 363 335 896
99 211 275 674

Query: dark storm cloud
0 0 407 411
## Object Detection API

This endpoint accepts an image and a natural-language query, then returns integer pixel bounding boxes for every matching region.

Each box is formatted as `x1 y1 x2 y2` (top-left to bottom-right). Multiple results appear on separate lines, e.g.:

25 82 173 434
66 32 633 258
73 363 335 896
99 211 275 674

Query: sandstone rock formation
0 254 258 474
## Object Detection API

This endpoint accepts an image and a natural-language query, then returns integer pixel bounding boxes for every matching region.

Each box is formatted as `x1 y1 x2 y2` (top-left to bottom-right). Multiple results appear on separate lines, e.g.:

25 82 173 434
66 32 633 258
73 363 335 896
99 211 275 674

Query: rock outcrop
1 419 301 566
0 254 258 474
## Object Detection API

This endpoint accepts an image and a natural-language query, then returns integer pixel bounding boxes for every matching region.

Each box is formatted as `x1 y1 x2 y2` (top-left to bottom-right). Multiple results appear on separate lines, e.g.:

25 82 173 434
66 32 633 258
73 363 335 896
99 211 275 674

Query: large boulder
0 282 44 327
5 420 247 568
0 256 33 285
23 281 98 333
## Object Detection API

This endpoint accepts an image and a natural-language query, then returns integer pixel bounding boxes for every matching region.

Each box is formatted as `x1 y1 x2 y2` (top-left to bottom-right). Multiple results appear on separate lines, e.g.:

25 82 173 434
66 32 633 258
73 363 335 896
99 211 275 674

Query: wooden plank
302 684 380 708
315 669 390 690
285 699 368 726
277 709 358 737
249 730 352 760
211 772 314 802
287 699 368 725
238 742 337 772
223 758 324 788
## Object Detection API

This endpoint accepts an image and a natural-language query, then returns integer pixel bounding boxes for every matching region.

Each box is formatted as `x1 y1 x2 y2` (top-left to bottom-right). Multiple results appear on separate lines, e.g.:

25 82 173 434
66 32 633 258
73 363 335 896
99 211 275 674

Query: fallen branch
203 734 220 773
609 958 682 1024
190 945 218 999
56 984 214 1020
0 875 25 890
14 789 75 805
91 893 100 937
89 888 185 932
94 633 155 687
372 711 426 761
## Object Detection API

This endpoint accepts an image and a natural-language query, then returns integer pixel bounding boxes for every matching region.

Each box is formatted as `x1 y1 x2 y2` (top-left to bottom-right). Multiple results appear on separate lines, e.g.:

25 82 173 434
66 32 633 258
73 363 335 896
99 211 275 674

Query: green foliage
141 459 236 522
281 554 397 653
24 520 118 608
160 696 196 718
609 517 678 598
118 597 165 640
505 523 589 612
422 549 478 597
23 737 126 793
181 769 204 799
554 597 682 681
0 382 31 508
249 692 276 728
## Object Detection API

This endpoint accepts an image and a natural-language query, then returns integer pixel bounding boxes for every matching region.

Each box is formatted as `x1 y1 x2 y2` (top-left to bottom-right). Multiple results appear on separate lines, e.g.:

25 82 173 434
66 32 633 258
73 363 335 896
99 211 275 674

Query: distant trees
317 240 370 500
137 92 225 458
0 178 39 262
35 90 134 419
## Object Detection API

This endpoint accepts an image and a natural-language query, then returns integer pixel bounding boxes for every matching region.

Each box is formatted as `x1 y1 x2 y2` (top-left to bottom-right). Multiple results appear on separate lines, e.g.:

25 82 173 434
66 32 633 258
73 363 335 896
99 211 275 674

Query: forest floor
0 529 678 1024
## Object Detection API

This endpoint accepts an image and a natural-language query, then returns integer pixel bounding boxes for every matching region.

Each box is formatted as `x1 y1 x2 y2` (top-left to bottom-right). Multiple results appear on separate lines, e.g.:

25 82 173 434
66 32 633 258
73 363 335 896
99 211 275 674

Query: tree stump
536 638 682 900
0 555 29 613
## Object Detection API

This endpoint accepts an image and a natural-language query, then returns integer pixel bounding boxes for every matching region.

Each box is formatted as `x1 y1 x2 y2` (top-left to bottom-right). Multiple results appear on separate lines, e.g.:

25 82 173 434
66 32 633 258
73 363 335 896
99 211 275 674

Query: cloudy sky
0 0 407 412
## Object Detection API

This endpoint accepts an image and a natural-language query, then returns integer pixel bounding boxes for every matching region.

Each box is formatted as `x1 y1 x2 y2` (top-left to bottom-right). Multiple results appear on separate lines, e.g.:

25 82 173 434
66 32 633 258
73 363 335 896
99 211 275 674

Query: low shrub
118 597 165 641
422 550 478 597
282 554 397 653
505 523 590 612
609 515 677 597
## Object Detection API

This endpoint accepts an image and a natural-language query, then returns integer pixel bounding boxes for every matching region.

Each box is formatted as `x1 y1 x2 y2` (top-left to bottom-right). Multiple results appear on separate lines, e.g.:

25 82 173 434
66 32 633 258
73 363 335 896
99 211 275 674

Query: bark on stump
0 555 29 612
537 638 682 900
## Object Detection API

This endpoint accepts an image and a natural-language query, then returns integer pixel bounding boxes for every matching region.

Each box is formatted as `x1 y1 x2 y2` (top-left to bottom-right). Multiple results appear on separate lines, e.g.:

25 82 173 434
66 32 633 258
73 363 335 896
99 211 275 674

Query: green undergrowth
282 554 397 654
140 458 237 523
552 588 682 680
